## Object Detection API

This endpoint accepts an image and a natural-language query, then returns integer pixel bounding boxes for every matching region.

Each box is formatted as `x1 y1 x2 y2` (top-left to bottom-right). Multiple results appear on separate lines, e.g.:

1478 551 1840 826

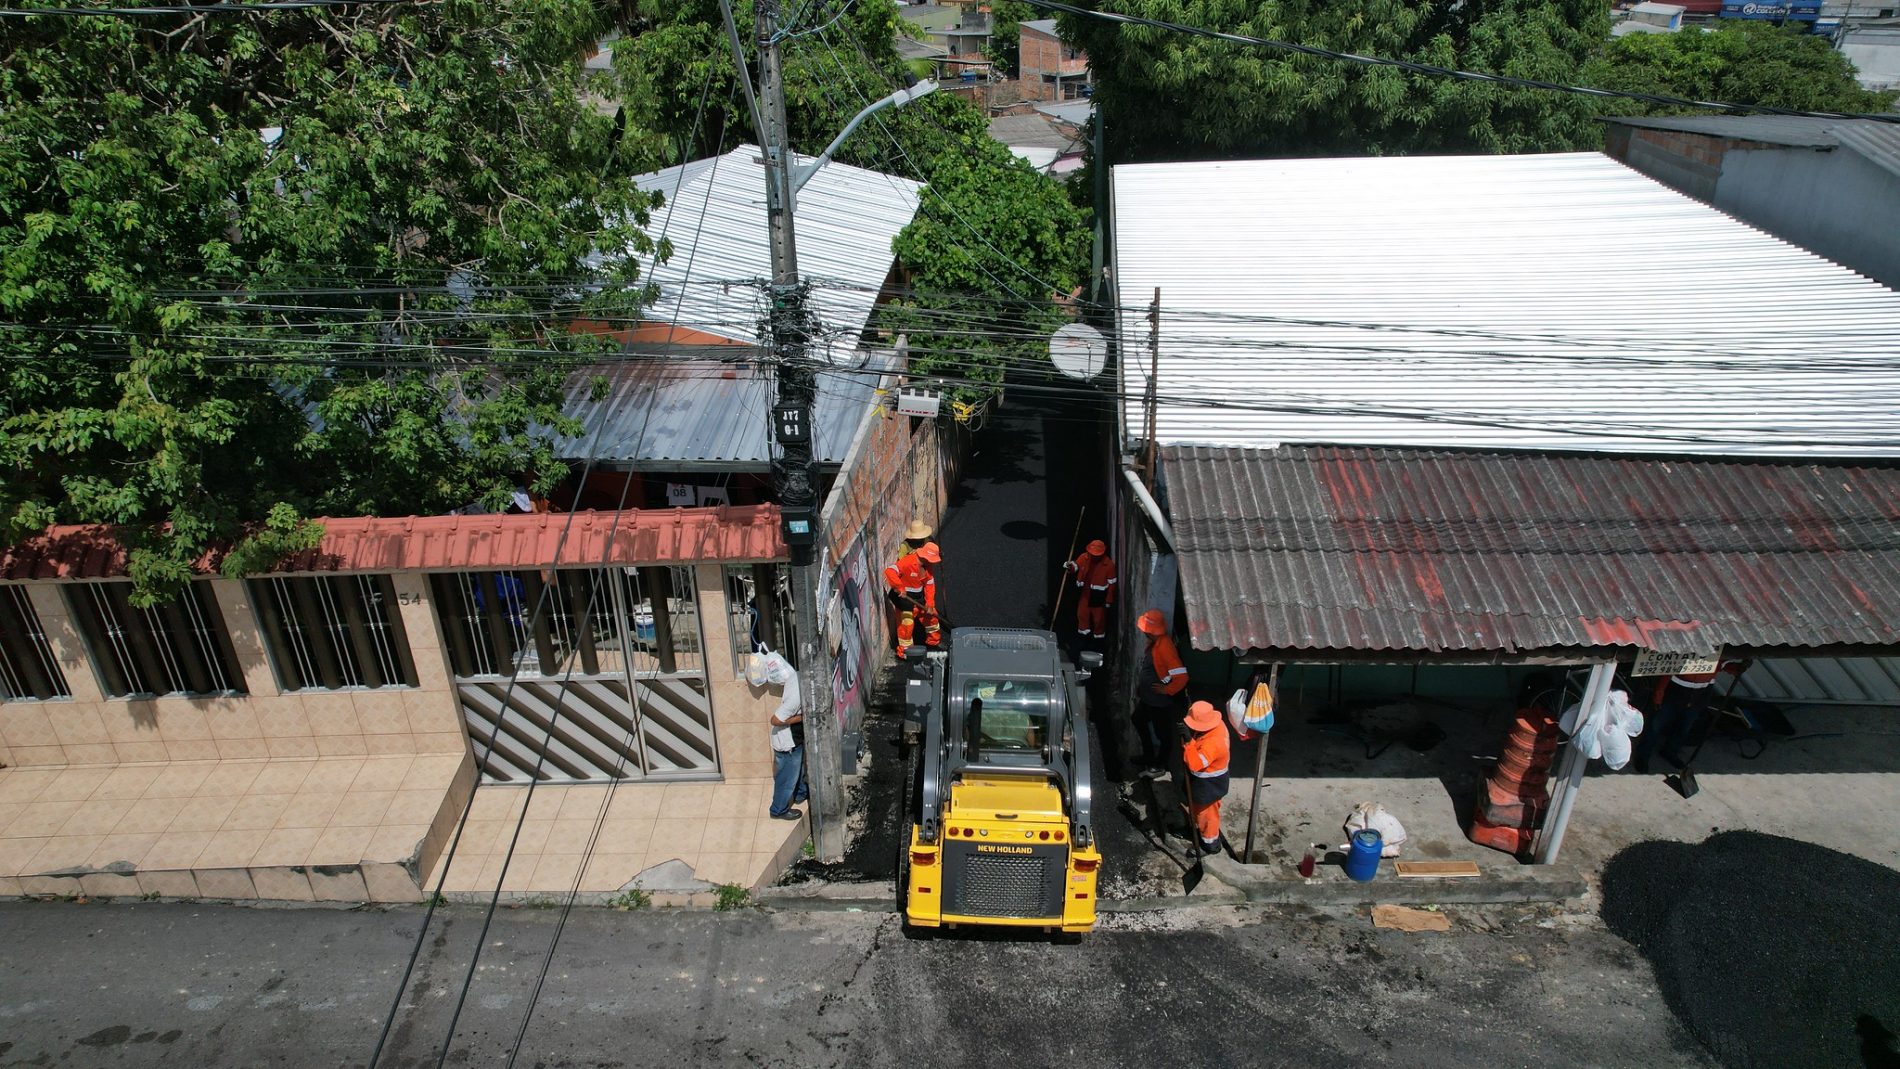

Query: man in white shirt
762 653 807 821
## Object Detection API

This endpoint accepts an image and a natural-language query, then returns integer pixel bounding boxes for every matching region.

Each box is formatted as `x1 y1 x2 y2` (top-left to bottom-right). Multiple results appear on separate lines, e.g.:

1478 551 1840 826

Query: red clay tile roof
0 506 786 581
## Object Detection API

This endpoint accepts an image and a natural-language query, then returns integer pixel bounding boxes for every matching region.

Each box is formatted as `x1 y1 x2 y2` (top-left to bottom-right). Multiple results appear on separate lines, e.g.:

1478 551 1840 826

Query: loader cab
962 677 1054 764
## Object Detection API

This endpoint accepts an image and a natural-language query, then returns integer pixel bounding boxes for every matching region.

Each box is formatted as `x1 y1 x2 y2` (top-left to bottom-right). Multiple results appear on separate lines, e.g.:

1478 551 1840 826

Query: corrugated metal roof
1164 444 1900 657
0 507 785 581
557 352 893 469
1033 99 1093 126
629 145 922 353
1606 114 1848 147
1606 115 1900 177
1831 122 1900 180
1733 656 1900 706
1021 18 1059 35
988 114 1085 153
1112 152 1900 457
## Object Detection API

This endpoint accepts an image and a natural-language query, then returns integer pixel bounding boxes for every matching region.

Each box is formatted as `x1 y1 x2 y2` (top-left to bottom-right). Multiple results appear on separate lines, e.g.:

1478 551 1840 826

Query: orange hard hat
1137 609 1166 636
1185 700 1222 733
916 542 941 564
1085 539 1107 556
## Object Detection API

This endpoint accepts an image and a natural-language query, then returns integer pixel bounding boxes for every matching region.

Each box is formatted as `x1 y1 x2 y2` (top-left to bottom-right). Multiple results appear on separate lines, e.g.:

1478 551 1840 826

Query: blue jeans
771 746 807 815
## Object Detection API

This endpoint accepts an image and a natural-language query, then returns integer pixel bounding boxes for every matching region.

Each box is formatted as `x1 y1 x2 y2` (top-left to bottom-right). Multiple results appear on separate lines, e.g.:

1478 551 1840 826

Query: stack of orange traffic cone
1468 709 1559 856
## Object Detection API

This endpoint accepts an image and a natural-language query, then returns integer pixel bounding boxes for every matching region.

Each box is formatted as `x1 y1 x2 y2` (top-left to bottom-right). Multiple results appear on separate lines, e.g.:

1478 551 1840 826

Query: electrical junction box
895 386 941 418
779 505 817 546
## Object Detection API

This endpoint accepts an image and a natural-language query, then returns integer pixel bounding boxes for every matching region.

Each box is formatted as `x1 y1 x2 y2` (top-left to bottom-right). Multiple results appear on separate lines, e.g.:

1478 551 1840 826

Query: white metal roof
1112 152 1900 457
628 145 923 357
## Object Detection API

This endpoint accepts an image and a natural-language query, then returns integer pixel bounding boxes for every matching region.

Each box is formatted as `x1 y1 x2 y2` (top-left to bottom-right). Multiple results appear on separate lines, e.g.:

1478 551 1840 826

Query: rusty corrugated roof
1165 444 1900 657
0 506 785 582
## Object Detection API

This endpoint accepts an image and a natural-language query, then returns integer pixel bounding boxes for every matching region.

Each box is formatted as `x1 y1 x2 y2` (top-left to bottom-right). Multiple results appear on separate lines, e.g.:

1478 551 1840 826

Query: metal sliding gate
431 566 718 783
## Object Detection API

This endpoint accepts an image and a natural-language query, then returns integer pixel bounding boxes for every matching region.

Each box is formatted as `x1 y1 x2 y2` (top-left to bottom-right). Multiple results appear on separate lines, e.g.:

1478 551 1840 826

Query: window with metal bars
431 567 702 679
0 586 71 702
66 581 245 698
249 575 417 691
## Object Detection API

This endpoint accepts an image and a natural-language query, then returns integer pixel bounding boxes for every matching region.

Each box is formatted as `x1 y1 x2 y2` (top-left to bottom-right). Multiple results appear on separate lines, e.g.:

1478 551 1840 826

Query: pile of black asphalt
1600 830 1900 1069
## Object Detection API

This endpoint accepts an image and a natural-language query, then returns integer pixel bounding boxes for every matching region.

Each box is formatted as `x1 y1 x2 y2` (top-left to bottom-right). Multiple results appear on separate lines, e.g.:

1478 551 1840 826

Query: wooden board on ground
1371 904 1452 932
1393 860 1481 879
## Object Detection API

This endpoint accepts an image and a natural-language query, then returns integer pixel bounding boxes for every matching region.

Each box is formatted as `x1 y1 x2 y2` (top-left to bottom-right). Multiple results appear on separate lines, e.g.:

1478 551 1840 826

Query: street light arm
793 80 939 194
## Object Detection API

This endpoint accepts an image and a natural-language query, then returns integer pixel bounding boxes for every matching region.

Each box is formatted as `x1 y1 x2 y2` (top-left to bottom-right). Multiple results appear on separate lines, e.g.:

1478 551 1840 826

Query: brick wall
818 394 950 737
1020 27 1088 77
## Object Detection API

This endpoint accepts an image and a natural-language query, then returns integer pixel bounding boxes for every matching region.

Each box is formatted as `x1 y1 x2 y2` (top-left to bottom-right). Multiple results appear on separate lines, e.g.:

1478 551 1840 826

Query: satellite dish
1049 323 1106 381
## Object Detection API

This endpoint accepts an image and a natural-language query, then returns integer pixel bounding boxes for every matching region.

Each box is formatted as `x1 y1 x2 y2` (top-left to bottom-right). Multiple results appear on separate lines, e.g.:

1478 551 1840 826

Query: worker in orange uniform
1135 609 1188 778
883 522 941 656
1182 700 1231 856
1634 659 1744 774
1063 539 1116 651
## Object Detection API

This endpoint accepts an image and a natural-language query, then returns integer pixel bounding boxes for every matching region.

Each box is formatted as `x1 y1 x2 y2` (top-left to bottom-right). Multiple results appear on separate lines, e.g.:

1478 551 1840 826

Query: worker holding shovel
883 523 941 657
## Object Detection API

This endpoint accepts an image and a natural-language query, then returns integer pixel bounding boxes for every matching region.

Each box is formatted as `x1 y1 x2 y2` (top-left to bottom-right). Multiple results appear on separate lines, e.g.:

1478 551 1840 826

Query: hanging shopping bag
1243 680 1276 736
1225 689 1256 741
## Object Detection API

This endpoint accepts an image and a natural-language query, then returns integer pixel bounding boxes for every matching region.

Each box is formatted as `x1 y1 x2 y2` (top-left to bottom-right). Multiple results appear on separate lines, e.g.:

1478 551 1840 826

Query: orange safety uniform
883 550 940 654
1145 635 1187 700
1182 722 1231 851
1066 543 1118 639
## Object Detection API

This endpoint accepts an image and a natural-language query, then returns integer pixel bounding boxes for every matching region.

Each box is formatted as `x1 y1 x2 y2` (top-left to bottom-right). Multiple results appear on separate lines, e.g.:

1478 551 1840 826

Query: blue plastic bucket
1344 829 1383 882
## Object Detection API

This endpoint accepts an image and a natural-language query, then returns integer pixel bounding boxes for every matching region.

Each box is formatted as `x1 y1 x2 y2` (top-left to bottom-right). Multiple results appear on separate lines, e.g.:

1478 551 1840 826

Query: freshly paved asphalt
786 389 1182 897
0 898 1712 1068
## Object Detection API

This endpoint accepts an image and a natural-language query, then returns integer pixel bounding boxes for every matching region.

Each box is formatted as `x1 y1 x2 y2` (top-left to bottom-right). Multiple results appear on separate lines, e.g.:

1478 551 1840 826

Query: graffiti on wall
828 539 872 728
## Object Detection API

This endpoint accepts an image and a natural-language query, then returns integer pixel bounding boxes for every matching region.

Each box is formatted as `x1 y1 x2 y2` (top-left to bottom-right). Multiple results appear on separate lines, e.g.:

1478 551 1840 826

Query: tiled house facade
0 508 806 901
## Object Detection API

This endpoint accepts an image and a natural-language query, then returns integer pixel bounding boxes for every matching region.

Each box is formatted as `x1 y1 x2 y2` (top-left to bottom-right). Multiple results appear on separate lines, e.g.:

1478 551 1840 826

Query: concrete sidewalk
1194 698 1900 900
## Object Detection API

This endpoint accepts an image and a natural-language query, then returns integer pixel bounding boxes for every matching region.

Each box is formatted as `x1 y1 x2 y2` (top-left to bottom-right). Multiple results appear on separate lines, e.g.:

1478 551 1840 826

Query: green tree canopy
1586 20 1899 116
0 0 659 601
1062 0 1610 162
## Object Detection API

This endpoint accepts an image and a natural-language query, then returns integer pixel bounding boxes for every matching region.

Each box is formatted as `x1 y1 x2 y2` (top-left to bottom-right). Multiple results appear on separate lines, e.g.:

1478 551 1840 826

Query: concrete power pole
721 0 936 862
745 0 844 860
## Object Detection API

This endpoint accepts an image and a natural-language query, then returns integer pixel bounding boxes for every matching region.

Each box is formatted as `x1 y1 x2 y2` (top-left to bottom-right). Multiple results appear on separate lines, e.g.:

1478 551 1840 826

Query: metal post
720 0 938 864
1241 662 1280 863
722 0 844 860
1140 288 1160 487
1534 661 1613 865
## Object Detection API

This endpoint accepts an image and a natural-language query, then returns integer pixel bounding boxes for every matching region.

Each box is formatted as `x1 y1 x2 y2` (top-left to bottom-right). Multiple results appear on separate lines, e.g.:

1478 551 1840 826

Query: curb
1200 854 1589 905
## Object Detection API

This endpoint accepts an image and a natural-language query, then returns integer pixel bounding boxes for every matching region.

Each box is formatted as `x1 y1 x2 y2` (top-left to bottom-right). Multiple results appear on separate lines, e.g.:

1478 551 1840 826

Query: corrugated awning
0 506 786 581
1164 444 1900 658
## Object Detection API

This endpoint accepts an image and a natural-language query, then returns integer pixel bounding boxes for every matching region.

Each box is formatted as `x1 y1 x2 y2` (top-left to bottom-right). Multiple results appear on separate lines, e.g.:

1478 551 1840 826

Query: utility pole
751 0 842 860
719 0 936 862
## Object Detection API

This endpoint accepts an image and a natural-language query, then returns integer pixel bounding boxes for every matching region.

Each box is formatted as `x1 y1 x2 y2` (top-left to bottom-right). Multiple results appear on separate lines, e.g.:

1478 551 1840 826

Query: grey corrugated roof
1733 657 1900 705
558 352 894 470
1605 114 1848 148
1165 444 1900 657
1832 122 1900 179
625 145 922 352
895 37 949 60
1112 152 1900 458
1607 114 1900 181
1021 18 1059 35
987 114 1084 152
1033 99 1094 126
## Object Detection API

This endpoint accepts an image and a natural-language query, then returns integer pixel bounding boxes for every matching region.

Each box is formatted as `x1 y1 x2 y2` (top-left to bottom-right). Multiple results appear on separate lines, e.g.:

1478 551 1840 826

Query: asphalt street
0 898 1712 1069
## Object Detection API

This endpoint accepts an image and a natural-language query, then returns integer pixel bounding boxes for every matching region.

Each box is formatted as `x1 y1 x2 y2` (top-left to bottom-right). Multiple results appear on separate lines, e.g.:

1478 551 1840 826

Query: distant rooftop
1605 115 1900 178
